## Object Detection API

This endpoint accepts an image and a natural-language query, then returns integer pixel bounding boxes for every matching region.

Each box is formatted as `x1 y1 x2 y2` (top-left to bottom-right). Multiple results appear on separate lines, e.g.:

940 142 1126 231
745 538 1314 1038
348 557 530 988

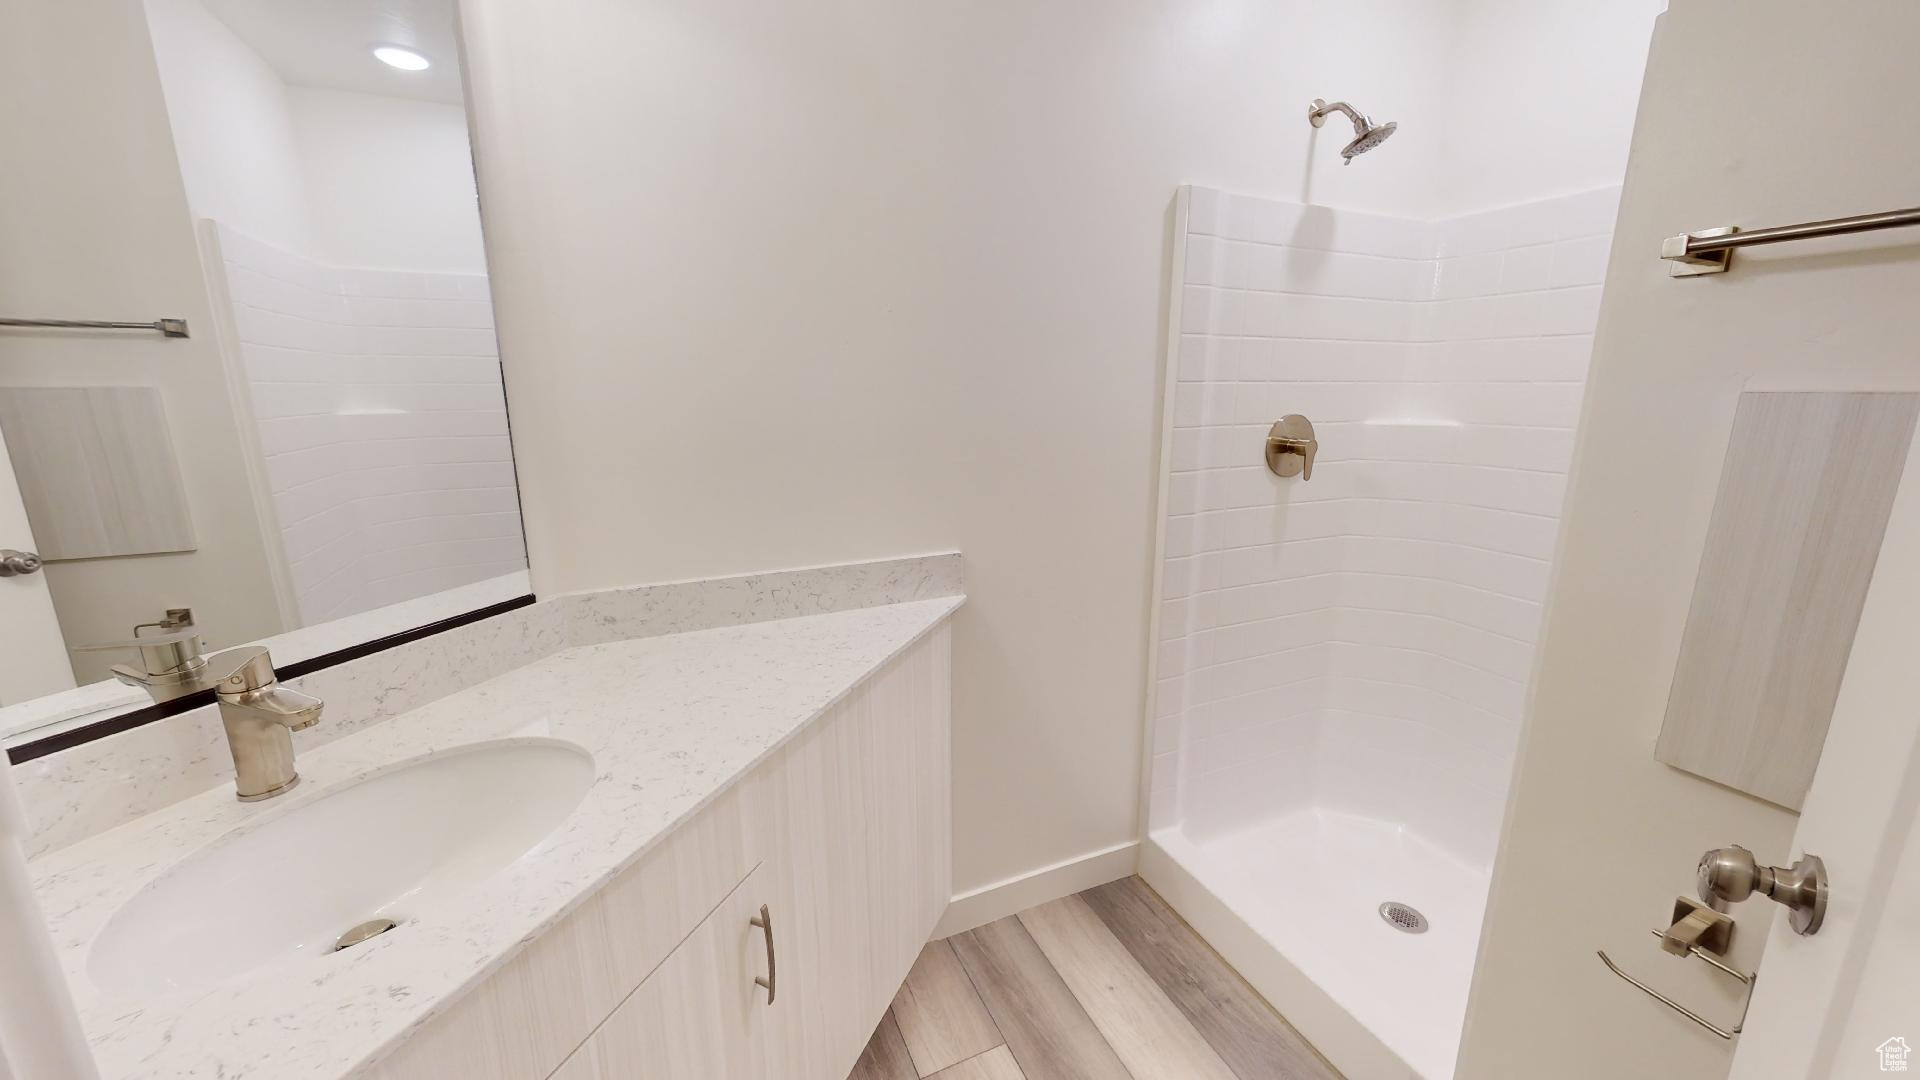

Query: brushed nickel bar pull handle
750 904 776 1004
1661 205 1920 276
0 317 189 337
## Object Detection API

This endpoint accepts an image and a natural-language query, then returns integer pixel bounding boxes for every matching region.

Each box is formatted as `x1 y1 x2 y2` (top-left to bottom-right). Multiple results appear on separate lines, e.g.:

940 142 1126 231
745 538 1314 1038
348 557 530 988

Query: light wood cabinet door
752 629 952 1079
552 627 951 1080
552 866 774 1080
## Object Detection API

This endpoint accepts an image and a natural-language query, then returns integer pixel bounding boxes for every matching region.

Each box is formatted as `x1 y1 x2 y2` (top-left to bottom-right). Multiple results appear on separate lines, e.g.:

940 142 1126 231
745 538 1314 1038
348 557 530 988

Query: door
751 630 952 1079
1456 4 1920 1076
548 866 772 1080
0 430 75 705
1727 435 1920 1077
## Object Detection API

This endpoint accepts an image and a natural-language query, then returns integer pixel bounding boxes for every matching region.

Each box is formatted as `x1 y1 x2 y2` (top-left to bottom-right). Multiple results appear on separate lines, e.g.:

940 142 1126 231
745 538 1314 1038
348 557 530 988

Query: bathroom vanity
366 620 952 1080
20 557 962 1080
4 2 960 1072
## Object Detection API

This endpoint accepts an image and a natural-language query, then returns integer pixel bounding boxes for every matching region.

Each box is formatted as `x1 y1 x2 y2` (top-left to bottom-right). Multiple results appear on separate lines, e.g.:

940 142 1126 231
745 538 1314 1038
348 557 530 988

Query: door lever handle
1697 845 1828 935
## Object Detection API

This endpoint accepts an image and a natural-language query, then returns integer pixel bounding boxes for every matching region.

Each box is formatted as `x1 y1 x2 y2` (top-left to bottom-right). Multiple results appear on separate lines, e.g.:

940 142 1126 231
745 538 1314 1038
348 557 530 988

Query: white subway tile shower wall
1154 185 1619 869
212 224 526 624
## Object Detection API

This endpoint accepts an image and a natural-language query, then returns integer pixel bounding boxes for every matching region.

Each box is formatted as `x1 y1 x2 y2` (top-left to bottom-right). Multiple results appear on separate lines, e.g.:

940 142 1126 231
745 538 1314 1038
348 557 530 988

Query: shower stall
1141 173 1625 1076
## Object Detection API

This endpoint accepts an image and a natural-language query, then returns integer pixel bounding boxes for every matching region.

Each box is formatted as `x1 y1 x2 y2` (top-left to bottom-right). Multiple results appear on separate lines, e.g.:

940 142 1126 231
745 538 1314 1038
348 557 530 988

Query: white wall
1459 3 1920 1076
143 0 311 254
458 0 1660 901
146 0 485 275
1431 0 1667 215
289 87 488 275
1155 185 1617 869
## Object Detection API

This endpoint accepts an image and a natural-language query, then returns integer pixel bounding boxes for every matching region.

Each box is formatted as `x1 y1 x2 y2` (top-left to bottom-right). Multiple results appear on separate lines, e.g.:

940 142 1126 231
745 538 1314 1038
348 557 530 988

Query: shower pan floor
1151 807 1491 1078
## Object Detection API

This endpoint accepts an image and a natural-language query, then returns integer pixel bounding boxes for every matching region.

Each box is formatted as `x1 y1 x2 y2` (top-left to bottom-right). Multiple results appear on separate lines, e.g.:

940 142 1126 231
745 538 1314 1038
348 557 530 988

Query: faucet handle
76 609 201 660
207 646 321 800
1265 415 1319 481
77 628 209 699
75 627 201 654
206 646 279 694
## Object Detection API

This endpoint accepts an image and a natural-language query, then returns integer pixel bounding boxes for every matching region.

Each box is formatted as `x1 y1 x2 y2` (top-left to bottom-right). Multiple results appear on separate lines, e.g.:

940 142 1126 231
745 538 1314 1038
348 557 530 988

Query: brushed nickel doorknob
0 548 43 576
1697 845 1828 935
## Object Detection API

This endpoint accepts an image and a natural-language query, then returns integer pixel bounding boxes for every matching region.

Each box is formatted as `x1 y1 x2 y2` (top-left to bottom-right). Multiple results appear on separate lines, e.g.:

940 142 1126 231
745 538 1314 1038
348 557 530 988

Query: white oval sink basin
89 738 594 998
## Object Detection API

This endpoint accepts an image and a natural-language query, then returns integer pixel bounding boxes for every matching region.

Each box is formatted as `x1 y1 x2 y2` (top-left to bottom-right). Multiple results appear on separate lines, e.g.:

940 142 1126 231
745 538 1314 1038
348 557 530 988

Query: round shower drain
1378 901 1429 934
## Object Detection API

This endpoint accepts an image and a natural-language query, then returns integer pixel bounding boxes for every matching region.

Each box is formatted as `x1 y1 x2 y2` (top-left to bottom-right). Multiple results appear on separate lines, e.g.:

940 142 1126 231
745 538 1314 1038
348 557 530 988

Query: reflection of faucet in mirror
206 647 322 801
74 608 209 703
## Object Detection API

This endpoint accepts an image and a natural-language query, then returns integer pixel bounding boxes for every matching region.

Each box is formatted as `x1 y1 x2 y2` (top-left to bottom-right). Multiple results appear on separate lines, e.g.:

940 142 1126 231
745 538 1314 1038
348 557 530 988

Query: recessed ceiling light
372 45 431 71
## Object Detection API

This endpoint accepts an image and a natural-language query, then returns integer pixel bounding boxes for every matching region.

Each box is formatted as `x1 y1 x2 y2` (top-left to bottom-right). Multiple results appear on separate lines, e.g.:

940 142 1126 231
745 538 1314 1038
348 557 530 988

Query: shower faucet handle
1266 415 1318 480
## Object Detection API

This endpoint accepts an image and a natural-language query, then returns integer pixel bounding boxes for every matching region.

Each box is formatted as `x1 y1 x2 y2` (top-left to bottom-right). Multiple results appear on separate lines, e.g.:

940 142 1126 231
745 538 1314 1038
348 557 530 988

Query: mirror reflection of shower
1307 98 1397 164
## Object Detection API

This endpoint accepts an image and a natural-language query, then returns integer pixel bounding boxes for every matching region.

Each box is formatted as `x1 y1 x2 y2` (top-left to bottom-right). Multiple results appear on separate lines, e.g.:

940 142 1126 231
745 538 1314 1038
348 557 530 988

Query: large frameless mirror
0 0 526 756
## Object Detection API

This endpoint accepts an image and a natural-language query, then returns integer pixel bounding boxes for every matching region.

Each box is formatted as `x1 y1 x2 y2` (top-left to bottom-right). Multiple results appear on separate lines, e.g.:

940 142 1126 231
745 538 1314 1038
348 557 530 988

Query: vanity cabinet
360 627 950 1080
547 868 771 1080
751 626 952 1079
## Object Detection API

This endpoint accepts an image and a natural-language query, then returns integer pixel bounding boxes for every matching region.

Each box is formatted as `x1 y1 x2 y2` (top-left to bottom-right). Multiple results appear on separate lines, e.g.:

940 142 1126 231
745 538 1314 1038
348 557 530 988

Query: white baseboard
933 840 1140 938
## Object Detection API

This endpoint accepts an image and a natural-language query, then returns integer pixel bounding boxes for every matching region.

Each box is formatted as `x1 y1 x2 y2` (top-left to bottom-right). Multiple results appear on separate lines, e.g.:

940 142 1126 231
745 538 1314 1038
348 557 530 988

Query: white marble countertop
28 595 962 1080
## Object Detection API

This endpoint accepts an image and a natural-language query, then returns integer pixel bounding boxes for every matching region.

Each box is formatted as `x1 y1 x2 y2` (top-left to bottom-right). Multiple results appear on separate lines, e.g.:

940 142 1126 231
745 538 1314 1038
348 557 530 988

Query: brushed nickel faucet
206 647 322 801
75 608 209 703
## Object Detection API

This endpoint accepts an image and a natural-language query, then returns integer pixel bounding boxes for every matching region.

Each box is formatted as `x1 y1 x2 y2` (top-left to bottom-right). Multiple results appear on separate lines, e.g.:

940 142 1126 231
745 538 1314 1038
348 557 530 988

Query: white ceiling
198 0 466 106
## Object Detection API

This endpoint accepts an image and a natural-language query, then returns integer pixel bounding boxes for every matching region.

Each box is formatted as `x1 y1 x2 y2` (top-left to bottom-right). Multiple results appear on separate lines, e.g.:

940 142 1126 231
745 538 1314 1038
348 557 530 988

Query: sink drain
1378 901 1429 934
333 917 399 952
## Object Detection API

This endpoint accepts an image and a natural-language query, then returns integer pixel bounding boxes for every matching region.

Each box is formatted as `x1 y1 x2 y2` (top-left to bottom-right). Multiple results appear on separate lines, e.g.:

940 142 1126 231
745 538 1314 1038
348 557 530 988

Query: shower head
1308 98 1397 165
1342 119 1397 161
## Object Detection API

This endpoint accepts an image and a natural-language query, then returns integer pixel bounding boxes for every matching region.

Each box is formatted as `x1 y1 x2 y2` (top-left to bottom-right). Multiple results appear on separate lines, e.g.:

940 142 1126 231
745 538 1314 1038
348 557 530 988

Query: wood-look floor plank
1020 894 1240 1080
891 941 1005 1075
948 917 1132 1080
1081 878 1342 1080
850 1011 920 1080
930 1046 1028 1080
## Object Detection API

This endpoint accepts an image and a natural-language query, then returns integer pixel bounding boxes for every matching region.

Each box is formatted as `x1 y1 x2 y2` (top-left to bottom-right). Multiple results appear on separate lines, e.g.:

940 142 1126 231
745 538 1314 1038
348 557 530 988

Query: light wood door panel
560 866 772 1080
755 629 953 1080
0 386 196 559
545 1046 595 1080
362 785 755 1080
1657 391 1920 807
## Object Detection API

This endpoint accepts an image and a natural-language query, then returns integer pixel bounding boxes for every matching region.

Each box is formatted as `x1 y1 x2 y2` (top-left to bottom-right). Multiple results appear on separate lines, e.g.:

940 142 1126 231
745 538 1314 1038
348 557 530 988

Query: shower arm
1307 99 1369 135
